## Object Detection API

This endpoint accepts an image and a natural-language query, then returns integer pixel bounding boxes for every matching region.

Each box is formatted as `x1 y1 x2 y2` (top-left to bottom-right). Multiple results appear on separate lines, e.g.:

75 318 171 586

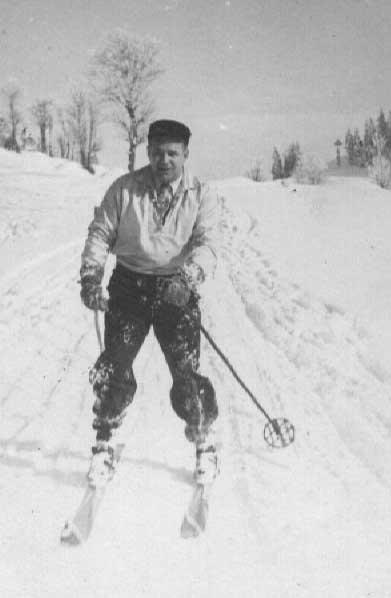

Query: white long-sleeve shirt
81 165 220 283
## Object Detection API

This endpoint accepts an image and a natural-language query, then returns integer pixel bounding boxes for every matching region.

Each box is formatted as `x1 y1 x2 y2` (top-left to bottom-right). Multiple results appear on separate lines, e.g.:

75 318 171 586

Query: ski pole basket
264 418 295 448
200 325 295 449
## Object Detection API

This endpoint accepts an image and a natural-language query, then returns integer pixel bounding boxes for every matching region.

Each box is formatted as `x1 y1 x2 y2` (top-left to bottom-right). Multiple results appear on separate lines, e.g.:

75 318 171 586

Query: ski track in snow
1 155 391 597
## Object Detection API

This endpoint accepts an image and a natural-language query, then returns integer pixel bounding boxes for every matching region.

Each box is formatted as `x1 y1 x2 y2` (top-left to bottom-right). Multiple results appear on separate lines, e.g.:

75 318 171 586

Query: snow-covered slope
214 175 391 369
1 150 391 597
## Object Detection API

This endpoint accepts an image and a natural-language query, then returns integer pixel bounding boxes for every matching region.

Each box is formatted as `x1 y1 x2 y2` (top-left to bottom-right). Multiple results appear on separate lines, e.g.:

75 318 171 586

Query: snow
1 149 391 597
215 175 391 369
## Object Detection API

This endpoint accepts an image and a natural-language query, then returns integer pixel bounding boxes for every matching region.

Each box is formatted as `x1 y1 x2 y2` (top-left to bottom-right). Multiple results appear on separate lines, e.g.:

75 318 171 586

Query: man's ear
184 146 189 160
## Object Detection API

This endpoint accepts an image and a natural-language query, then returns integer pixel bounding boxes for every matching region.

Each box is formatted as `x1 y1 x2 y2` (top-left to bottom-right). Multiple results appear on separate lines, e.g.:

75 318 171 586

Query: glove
163 274 191 308
182 261 205 287
80 275 108 312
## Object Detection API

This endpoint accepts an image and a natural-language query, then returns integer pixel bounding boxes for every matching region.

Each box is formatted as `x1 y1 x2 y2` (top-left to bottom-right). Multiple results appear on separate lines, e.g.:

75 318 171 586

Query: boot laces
87 444 115 486
195 444 219 483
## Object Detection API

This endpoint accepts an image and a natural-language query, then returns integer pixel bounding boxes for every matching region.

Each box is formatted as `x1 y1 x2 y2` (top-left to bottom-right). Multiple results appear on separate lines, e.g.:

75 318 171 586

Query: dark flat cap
148 119 191 144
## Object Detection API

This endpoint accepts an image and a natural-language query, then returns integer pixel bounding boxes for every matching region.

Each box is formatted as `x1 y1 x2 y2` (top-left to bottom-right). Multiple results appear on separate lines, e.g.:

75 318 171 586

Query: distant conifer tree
384 111 391 158
352 128 365 167
345 129 354 164
376 108 388 154
283 142 301 177
271 147 283 179
0 116 9 147
377 109 387 138
363 119 376 165
334 139 342 166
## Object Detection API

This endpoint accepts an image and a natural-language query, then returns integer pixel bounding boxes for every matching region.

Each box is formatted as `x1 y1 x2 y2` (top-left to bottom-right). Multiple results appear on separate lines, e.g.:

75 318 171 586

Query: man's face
148 139 189 185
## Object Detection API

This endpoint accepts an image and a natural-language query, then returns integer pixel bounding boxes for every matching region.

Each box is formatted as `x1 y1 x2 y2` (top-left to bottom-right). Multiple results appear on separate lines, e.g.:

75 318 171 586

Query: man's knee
170 372 218 426
90 354 137 417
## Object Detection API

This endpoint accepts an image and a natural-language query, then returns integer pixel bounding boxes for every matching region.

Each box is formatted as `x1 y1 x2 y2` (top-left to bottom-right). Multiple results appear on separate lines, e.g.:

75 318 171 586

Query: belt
110 263 173 297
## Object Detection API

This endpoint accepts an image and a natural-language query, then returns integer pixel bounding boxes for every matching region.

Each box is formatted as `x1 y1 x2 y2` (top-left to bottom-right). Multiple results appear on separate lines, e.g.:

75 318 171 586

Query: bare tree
67 90 87 167
245 159 264 182
31 99 54 153
2 84 23 152
57 108 73 159
66 89 101 172
89 30 163 172
86 99 101 172
48 113 54 157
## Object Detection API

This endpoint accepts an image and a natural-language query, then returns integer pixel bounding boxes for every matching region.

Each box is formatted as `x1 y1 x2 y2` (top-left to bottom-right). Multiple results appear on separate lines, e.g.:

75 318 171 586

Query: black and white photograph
1 1 391 596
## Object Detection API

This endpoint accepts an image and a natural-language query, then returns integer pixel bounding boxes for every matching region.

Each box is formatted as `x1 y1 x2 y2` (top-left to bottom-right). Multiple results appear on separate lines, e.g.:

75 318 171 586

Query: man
80 119 220 486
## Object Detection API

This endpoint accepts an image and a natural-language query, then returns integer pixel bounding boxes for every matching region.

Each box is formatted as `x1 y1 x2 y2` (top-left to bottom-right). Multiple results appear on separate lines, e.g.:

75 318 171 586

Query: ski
180 481 214 539
60 443 125 545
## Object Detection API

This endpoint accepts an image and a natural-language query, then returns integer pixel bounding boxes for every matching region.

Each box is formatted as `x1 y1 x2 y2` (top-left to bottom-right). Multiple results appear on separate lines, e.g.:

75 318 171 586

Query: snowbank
213 174 391 371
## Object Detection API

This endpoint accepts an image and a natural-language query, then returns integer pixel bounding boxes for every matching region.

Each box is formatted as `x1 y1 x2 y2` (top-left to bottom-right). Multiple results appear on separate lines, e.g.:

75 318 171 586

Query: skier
80 119 220 487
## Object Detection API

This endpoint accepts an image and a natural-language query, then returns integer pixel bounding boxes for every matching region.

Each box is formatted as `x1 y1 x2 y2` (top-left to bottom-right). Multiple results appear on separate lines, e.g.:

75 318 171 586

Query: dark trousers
89 264 218 442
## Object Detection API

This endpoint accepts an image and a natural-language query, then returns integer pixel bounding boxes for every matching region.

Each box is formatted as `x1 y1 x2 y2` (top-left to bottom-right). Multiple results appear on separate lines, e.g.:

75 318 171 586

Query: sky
1 0 391 179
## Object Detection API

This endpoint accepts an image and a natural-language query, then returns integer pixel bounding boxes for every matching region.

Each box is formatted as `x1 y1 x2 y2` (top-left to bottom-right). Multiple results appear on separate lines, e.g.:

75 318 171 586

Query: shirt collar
169 175 182 195
155 173 182 196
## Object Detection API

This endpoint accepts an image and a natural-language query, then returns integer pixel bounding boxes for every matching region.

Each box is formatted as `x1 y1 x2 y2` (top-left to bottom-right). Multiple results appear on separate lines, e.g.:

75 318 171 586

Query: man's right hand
80 278 108 312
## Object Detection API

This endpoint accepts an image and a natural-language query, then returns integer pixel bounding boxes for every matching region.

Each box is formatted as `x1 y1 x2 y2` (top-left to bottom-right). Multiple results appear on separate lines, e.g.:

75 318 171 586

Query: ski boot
194 440 220 485
87 441 116 487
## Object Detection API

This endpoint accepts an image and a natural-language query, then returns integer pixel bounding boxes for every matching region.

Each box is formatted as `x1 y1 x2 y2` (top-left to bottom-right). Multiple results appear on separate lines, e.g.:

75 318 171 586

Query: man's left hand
163 275 191 307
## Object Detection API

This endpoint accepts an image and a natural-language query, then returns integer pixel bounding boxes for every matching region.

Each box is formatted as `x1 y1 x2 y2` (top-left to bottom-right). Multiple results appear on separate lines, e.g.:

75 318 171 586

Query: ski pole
94 310 104 353
93 308 294 448
200 324 295 449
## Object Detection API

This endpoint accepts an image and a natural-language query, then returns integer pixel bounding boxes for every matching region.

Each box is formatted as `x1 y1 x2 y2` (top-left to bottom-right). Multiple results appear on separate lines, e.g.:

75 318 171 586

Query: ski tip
180 516 202 539
60 521 84 546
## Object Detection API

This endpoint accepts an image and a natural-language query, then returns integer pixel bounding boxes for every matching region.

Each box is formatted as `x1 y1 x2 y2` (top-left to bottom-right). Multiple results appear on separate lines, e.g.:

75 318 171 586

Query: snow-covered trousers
89 264 218 442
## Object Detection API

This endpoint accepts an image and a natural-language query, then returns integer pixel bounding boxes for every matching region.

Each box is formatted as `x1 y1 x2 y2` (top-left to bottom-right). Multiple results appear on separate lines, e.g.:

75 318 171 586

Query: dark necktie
154 183 173 223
